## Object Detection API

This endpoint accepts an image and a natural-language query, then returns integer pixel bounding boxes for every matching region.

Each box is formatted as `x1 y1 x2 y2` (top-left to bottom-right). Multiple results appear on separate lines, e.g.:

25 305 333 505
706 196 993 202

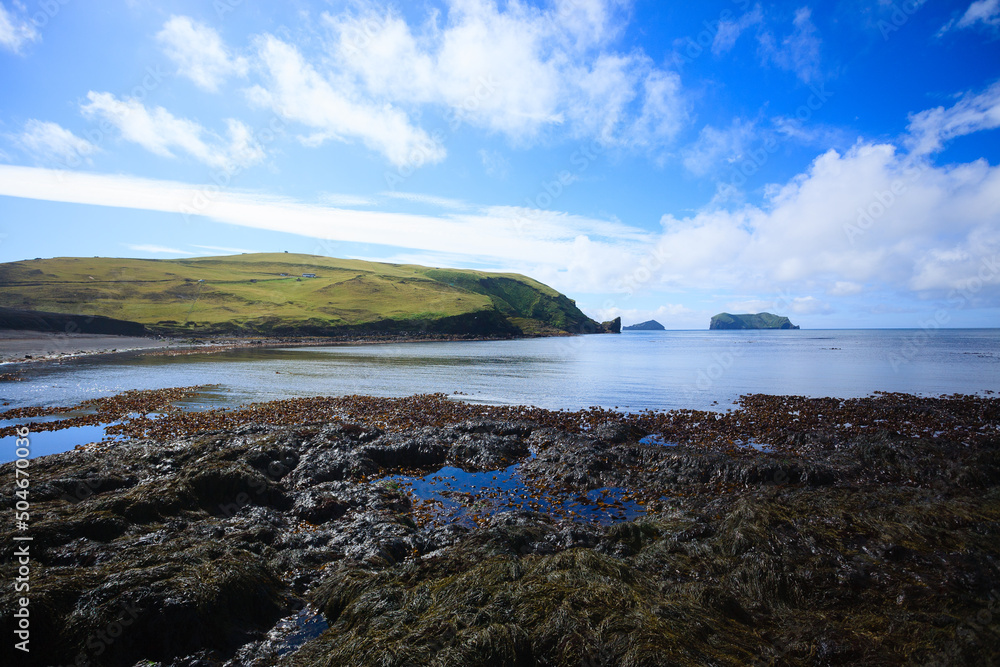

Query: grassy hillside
0 253 602 337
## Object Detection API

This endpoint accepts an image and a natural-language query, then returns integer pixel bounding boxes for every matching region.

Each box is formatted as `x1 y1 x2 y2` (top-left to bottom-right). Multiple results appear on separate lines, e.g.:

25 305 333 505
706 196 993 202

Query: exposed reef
1 391 998 666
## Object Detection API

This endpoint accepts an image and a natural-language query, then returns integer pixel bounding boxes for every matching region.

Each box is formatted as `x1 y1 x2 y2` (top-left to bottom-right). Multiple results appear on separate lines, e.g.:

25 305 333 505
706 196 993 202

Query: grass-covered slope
710 312 799 330
0 253 601 337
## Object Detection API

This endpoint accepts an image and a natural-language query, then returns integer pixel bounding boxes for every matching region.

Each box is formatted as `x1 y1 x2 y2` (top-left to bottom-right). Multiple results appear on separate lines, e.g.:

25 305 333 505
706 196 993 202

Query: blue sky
1 0 999 329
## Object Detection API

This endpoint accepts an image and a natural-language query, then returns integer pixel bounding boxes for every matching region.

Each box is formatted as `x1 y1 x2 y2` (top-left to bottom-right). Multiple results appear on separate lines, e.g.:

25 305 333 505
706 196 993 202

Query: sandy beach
0 330 177 364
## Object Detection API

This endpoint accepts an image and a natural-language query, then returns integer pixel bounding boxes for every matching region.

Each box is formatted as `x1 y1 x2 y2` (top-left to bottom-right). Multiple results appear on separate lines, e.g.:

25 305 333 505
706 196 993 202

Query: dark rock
0 392 997 666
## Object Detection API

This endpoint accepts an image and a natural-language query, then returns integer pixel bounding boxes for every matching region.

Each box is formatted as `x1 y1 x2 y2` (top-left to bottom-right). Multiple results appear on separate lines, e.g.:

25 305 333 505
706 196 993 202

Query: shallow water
379 463 648 527
0 412 109 461
1 329 997 461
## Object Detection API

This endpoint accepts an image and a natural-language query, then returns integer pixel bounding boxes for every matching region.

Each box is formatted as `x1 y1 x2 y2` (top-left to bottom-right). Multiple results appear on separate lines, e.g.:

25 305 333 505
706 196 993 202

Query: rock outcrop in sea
623 320 665 331
710 312 799 330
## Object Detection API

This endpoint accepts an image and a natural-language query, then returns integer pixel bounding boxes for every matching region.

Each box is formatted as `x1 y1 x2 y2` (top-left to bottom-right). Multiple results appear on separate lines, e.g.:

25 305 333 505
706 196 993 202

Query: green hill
709 312 800 330
0 253 611 337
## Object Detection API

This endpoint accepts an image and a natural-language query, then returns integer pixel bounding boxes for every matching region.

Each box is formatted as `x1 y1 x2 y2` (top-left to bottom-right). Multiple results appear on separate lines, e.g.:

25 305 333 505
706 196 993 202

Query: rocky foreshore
2 392 999 666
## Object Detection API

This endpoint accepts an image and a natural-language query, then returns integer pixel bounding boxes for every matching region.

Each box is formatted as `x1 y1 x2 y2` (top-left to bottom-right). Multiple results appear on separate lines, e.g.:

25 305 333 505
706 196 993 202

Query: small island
623 319 665 331
710 312 800 330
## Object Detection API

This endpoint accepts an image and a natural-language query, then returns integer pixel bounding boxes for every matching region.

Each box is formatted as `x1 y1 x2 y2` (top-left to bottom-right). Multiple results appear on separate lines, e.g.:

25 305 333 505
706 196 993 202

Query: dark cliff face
596 316 622 333
0 306 147 336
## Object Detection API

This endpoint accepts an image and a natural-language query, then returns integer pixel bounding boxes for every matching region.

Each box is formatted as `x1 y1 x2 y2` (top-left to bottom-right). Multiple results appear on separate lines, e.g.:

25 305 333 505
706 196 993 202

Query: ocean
2 328 998 460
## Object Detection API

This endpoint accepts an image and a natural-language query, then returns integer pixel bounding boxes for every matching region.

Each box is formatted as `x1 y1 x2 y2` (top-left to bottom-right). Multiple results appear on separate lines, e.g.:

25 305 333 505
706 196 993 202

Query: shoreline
0 329 574 369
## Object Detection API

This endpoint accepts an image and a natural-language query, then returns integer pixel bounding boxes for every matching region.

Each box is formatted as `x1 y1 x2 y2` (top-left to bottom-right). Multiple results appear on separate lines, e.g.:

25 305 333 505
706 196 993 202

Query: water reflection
1 329 997 418
380 463 648 527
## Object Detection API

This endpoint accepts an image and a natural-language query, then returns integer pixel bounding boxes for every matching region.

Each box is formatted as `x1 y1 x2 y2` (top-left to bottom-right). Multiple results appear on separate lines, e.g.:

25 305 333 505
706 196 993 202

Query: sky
0 0 999 329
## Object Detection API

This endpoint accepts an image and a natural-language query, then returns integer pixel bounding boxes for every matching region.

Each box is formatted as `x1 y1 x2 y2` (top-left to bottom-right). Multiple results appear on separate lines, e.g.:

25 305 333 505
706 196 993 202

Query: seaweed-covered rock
0 391 997 666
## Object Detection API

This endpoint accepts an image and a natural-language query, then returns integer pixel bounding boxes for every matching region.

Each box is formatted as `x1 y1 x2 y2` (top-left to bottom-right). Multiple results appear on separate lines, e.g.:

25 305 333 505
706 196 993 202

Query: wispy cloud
4 89 1000 309
317 193 376 207
713 5 763 55
0 2 38 54
191 244 259 254
0 166 649 282
156 16 248 92
479 149 510 180
682 119 757 177
15 120 99 166
758 7 822 83
125 244 196 255
380 191 470 210
81 92 265 172
940 0 1000 35
904 80 1000 156
246 34 446 168
240 0 689 168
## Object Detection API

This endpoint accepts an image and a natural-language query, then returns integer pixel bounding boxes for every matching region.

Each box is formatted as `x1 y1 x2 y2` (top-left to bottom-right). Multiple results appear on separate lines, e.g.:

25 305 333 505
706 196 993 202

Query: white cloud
787 296 831 315
5 84 1000 308
721 296 828 316
191 245 259 254
15 120 98 165
905 80 1000 156
247 34 446 168
713 5 763 55
479 149 509 179
0 2 37 54
80 92 265 172
829 281 864 296
771 115 847 148
941 0 1000 34
312 0 687 155
317 193 376 207
725 299 779 314
126 244 196 255
381 191 469 210
550 0 629 51
653 142 1000 302
758 7 822 83
156 16 248 92
683 119 757 176
0 165 651 289
626 69 688 147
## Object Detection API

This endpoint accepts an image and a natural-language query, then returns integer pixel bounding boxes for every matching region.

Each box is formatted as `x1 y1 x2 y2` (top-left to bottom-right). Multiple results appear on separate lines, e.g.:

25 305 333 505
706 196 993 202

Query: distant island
0 253 620 338
623 319 665 331
710 312 800 330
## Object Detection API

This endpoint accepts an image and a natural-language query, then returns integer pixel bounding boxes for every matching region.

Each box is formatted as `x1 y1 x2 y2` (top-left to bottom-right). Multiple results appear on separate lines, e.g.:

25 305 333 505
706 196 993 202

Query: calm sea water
0 329 1000 462
1 329 998 461
1 329 998 414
